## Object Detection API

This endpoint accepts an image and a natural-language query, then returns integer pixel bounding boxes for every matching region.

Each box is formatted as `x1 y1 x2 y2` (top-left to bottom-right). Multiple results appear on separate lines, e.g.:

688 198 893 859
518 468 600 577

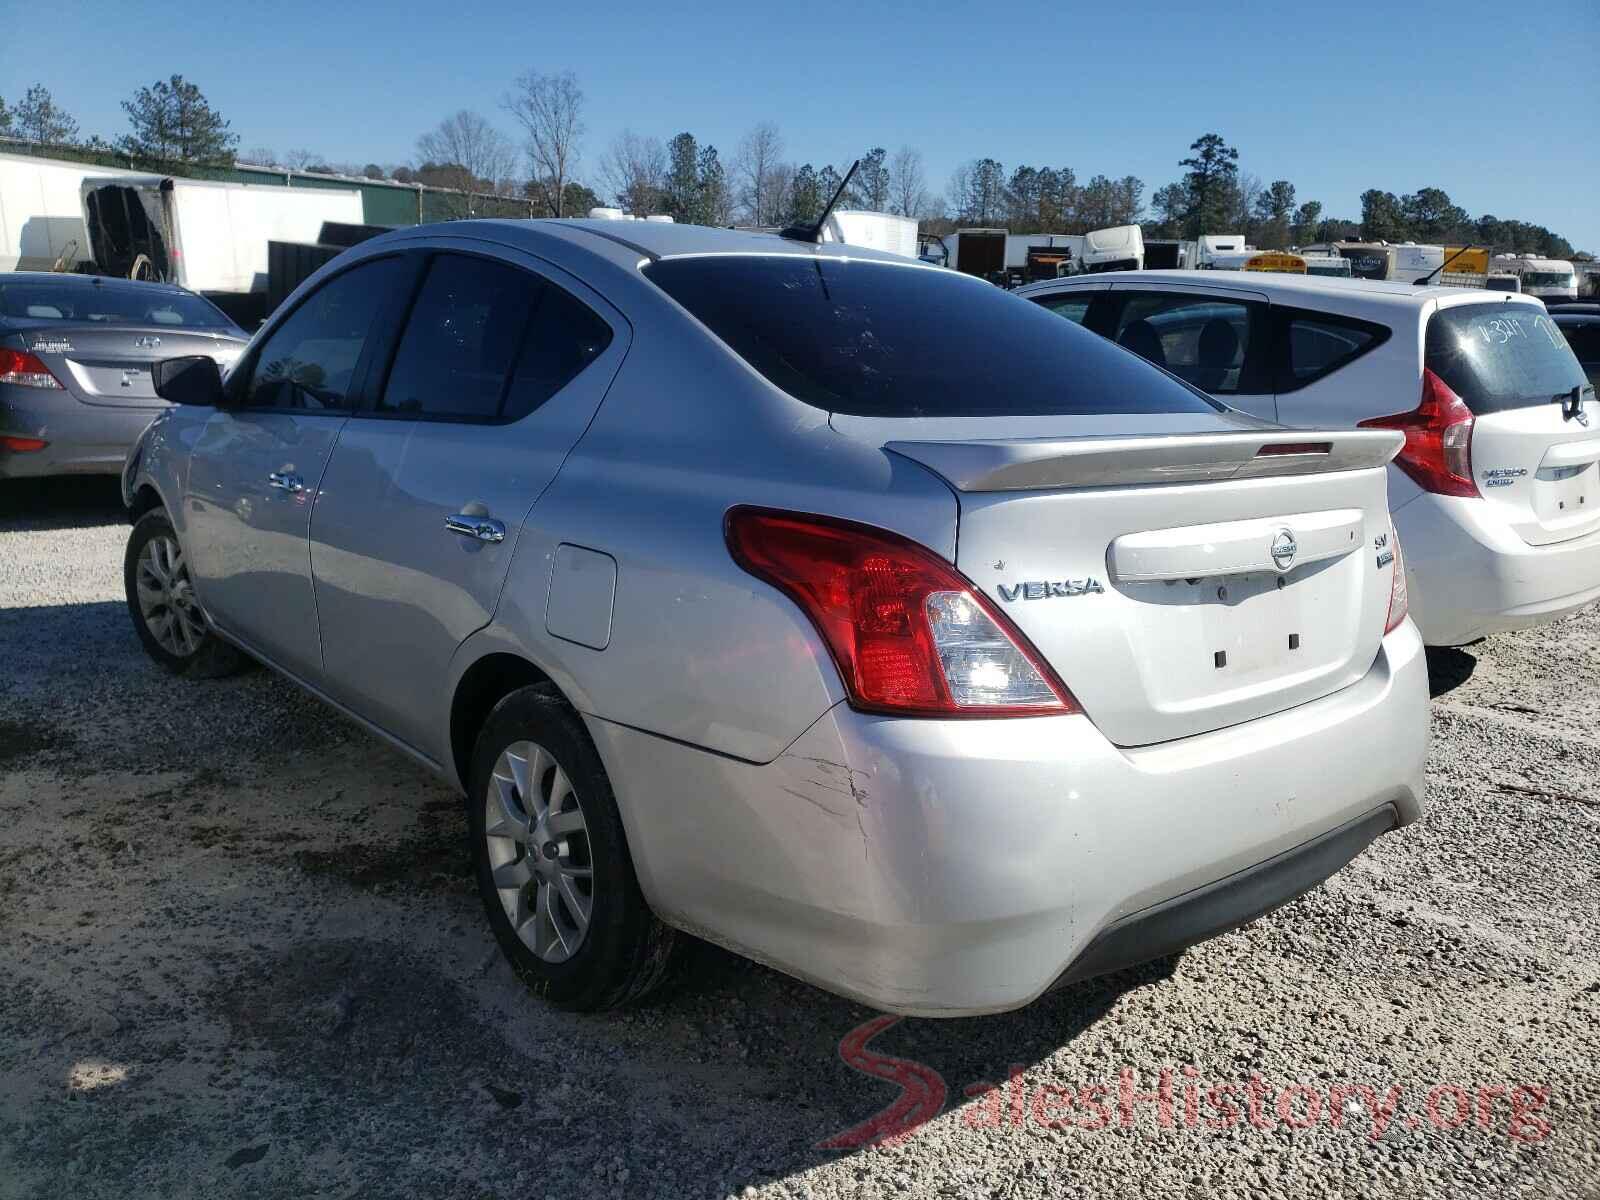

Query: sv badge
997 579 1105 602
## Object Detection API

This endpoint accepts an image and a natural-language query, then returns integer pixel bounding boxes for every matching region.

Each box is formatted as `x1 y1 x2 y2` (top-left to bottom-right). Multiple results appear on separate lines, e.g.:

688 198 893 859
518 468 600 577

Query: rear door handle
268 470 305 493
445 514 506 543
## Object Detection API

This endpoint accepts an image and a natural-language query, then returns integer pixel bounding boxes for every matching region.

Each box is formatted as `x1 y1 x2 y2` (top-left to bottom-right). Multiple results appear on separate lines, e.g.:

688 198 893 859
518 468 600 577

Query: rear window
643 256 1222 418
0 281 231 329
1426 303 1589 414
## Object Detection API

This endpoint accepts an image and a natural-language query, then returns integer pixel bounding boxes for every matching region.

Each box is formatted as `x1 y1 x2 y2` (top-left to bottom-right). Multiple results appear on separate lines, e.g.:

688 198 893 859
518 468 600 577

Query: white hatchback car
1019 272 1600 646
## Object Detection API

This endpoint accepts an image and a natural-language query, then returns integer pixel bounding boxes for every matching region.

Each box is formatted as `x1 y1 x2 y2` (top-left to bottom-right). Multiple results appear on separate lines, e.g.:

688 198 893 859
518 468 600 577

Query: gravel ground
2 476 1598 1200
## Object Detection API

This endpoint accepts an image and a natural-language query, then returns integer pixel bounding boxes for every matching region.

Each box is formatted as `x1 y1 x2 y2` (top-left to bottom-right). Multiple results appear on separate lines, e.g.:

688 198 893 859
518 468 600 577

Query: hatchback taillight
0 348 65 390
1359 368 1477 498
724 507 1078 717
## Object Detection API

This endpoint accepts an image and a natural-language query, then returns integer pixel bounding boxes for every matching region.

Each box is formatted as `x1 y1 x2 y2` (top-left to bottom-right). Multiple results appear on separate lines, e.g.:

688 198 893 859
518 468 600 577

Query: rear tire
469 685 679 1011
124 509 248 679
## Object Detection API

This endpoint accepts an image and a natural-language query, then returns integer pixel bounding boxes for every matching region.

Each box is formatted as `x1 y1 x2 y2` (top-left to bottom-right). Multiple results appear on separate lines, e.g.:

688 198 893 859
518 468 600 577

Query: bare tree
735 122 784 225
503 70 585 217
601 131 667 215
282 148 324 171
416 111 519 195
243 146 279 167
888 146 929 218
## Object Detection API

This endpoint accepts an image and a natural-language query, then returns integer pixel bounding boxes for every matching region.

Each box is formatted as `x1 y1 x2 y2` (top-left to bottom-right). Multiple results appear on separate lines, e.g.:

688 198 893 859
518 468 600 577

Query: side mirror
153 356 225 406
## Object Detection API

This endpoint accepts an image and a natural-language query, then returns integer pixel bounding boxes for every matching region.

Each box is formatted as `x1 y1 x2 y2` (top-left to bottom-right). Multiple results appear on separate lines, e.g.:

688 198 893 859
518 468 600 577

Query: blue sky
9 0 1598 250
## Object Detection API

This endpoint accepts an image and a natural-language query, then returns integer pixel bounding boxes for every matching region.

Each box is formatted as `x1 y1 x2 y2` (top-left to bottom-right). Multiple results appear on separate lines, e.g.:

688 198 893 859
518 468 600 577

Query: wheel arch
129 483 165 520
449 651 563 793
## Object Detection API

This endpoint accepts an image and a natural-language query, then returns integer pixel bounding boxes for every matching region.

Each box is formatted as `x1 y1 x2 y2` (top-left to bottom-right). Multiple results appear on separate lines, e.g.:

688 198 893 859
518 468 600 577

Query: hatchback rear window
643 256 1222 418
0 282 231 329
1425 303 1589 414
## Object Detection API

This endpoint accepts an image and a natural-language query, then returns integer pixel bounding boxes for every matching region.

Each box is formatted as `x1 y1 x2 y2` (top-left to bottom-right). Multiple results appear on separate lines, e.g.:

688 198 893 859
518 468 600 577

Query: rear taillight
725 507 1078 717
1358 368 1477 498
0 348 65 390
0 436 49 452
1384 520 1409 634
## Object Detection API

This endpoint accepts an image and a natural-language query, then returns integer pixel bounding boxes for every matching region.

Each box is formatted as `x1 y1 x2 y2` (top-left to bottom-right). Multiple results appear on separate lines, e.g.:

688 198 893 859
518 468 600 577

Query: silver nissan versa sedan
121 219 1429 1016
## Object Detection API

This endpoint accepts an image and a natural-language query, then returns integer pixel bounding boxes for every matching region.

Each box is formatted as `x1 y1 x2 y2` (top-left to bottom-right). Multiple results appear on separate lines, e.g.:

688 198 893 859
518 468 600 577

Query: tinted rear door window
379 253 539 420
1426 303 1589 414
644 257 1221 418
1107 292 1266 395
377 253 614 422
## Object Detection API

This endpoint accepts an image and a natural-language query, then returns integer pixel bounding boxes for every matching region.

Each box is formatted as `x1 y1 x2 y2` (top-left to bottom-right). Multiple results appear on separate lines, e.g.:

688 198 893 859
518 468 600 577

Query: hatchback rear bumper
589 621 1428 1016
1396 493 1600 645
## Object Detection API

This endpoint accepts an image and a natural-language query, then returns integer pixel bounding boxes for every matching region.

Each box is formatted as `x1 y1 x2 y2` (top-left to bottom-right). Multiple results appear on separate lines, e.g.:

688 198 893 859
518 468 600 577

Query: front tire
124 509 247 679
469 685 679 1011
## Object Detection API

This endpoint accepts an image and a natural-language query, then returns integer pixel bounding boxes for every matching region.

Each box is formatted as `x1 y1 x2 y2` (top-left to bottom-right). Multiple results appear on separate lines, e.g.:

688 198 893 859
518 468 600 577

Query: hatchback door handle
268 470 305 493
445 513 506 543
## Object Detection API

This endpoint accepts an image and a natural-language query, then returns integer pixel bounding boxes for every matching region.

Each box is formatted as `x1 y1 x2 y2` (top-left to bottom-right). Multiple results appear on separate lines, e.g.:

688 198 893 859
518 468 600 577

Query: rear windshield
643 256 1223 418
0 281 231 329
1425 303 1589 414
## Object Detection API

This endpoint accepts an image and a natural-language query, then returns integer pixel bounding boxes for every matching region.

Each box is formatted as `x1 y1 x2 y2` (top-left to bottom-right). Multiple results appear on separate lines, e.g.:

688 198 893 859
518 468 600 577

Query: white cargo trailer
80 174 363 295
0 151 144 272
821 210 919 259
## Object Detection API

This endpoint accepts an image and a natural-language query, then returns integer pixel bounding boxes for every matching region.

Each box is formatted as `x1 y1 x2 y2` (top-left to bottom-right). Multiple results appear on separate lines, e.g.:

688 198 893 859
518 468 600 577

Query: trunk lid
8 324 245 409
1427 299 1600 546
870 421 1403 746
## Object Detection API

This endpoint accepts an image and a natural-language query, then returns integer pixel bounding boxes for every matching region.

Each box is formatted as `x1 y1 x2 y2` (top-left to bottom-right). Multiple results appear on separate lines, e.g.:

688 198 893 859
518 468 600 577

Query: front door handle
445 513 506 543
268 470 305 493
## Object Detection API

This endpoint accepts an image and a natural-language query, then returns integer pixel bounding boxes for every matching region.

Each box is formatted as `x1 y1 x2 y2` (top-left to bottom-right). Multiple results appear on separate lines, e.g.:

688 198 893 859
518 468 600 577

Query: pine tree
696 145 730 226
1178 133 1239 237
119 75 239 165
665 132 701 223
15 84 79 147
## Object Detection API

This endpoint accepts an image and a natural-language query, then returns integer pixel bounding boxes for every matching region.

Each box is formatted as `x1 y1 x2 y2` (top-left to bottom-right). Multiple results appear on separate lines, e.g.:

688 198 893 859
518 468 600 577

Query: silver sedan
121 219 1428 1015
1 273 245 479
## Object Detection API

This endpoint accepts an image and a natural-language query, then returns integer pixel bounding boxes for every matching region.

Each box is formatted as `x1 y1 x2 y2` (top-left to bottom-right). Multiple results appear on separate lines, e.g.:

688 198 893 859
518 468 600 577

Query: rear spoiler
885 429 1404 493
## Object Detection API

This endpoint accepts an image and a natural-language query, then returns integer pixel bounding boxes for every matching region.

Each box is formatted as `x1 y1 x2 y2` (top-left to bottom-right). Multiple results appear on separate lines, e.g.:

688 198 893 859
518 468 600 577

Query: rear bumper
0 384 162 479
590 620 1429 1016
1395 492 1600 645
1051 804 1396 989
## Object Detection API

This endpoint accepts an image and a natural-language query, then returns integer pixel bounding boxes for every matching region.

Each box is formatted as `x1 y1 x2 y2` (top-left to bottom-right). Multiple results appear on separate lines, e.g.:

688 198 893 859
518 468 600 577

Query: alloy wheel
135 535 206 657
484 740 595 963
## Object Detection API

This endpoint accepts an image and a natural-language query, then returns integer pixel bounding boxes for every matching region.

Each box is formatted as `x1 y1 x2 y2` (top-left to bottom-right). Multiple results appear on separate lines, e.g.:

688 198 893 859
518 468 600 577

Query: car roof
1017 268 1549 315
0 270 204 299
449 218 929 268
